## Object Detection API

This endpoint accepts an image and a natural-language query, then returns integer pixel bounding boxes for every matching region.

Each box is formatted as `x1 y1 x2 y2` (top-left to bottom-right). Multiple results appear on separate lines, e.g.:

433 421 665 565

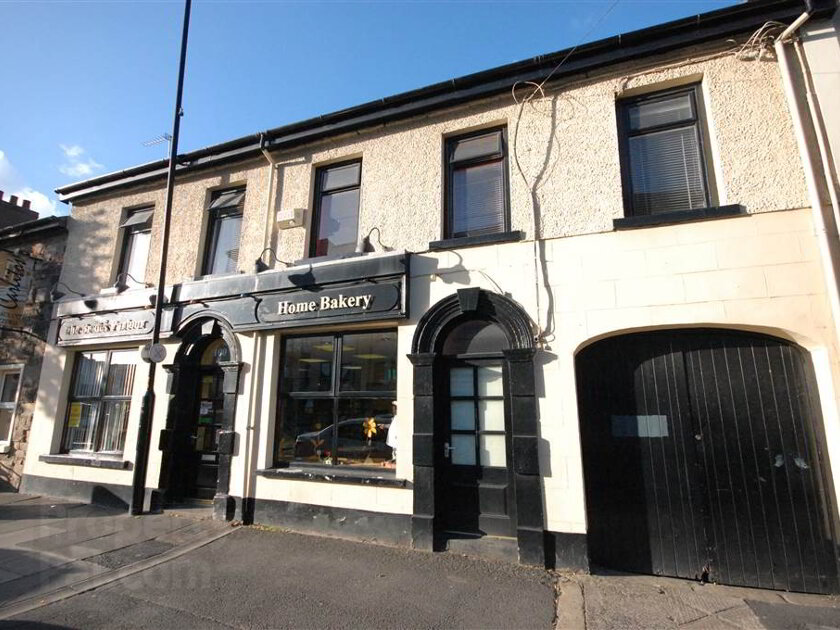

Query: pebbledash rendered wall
22 39 840 550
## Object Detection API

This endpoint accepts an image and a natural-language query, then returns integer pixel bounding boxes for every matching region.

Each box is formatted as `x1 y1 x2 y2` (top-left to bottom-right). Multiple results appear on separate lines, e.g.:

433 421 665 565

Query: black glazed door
185 367 225 500
440 360 516 537
577 330 839 594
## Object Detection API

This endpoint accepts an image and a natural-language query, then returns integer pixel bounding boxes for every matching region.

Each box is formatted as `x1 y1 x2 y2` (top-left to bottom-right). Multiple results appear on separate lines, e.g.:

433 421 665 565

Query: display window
276 330 397 469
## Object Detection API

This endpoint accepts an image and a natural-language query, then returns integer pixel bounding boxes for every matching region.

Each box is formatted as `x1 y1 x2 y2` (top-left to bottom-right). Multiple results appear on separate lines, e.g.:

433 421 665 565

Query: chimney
22 200 31 210
9 195 17 206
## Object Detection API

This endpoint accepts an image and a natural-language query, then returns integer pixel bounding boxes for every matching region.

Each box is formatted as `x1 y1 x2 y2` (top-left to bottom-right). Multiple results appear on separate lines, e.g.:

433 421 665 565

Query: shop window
203 187 245 276
445 127 509 239
61 350 136 454
618 85 712 216
276 330 396 469
117 206 153 286
310 160 361 258
0 366 23 445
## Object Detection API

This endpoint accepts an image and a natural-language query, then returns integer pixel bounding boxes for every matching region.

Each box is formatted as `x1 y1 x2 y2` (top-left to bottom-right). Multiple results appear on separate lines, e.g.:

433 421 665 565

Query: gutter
54 0 835 204
0 216 68 243
774 10 840 343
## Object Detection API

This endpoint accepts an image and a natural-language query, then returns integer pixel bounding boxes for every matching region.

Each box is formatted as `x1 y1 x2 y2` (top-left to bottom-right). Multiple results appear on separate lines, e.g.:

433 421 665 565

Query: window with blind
117 207 153 286
310 160 362 258
618 85 712 216
203 187 245 276
62 350 136 454
445 128 509 239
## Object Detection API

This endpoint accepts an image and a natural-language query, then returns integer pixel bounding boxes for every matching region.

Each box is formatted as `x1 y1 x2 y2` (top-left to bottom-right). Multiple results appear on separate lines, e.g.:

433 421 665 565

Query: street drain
87 540 175 569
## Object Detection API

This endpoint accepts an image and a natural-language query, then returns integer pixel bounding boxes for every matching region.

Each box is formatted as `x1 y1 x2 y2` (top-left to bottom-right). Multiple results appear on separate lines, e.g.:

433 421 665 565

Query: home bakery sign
255 279 403 328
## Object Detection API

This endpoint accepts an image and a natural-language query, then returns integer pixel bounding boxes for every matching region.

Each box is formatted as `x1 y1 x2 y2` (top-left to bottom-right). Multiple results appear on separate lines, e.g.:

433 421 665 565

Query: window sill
428 230 525 251
613 204 746 230
257 464 411 488
40 454 132 470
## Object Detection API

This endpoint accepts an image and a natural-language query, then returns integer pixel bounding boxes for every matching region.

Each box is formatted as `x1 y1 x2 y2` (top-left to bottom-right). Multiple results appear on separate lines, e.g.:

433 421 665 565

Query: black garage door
576 329 839 593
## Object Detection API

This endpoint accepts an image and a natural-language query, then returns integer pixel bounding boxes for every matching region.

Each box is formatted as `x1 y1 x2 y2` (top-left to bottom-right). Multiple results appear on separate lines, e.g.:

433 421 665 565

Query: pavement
2 491 840 629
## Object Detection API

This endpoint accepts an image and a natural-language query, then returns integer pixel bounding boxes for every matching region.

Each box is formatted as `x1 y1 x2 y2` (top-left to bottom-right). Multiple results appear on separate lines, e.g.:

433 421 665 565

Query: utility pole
130 0 192 515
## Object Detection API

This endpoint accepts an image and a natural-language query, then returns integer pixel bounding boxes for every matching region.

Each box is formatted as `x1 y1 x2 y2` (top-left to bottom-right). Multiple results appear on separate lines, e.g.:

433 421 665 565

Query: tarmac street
3 492 840 629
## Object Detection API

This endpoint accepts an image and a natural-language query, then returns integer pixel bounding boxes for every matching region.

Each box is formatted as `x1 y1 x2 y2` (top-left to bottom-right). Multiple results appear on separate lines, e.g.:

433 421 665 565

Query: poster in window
199 401 213 415
67 403 83 428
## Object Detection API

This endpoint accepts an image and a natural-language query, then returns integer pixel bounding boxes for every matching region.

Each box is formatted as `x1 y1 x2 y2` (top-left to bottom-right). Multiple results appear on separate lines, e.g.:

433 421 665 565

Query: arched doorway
159 317 241 519
409 288 545 565
576 328 840 593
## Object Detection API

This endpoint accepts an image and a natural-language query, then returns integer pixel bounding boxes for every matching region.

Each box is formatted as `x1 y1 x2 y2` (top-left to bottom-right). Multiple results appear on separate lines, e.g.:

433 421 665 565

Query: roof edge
55 0 835 204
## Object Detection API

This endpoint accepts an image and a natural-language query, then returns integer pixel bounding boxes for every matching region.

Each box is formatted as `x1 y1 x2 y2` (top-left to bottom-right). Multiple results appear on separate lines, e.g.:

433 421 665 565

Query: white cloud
58 144 104 179
13 187 57 216
59 144 84 159
0 149 61 217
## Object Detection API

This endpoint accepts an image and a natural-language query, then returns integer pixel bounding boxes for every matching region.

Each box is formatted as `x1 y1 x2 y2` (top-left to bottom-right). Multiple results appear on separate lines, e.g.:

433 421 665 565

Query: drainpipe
260 134 279 258
774 13 840 348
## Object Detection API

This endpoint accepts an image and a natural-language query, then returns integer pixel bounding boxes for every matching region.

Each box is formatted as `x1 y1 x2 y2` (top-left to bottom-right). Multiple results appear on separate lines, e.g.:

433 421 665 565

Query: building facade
0 194 68 490
21 0 840 594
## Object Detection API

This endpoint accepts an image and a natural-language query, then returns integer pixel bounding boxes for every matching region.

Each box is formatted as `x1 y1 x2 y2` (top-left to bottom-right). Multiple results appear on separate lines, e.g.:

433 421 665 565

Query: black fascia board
0 216 68 243
54 0 833 204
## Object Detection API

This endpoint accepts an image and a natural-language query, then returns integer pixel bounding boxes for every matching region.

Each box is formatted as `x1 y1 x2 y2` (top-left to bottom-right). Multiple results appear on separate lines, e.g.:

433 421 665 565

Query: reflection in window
203 188 245 276
277 331 396 468
311 161 361 258
63 350 136 453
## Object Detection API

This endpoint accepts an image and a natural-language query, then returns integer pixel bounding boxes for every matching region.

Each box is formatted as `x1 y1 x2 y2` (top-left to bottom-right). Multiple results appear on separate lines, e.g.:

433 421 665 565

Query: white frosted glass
478 400 504 431
450 401 475 430
480 434 507 467
449 368 473 396
451 434 476 465
477 365 503 396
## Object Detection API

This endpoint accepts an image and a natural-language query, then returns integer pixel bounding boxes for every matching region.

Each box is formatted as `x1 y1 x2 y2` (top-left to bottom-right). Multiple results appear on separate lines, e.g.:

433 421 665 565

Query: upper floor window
445 127 509 239
62 350 136 454
203 187 245 276
310 160 361 258
618 85 712 216
0 366 22 445
117 207 153 287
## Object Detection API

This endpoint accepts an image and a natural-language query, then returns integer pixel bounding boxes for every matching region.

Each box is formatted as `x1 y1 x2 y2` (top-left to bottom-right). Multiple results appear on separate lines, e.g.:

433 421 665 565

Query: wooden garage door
576 329 839 593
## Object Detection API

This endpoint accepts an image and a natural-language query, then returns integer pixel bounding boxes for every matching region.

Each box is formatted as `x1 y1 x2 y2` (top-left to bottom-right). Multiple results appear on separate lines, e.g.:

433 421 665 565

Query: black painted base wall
19 474 160 511
245 496 412 547
548 531 589 572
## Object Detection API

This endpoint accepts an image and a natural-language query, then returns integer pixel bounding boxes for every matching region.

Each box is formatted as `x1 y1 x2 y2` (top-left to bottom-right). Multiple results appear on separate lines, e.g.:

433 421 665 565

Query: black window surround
617 84 715 218
116 206 153 286
202 187 245 277
275 330 397 471
444 127 511 240
309 160 362 259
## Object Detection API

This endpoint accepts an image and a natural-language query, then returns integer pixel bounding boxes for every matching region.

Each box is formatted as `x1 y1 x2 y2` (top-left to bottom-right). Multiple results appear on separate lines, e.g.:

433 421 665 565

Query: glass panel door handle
443 442 455 459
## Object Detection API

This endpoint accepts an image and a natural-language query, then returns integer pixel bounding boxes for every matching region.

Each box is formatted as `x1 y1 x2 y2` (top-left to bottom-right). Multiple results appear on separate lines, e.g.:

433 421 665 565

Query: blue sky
0 0 735 216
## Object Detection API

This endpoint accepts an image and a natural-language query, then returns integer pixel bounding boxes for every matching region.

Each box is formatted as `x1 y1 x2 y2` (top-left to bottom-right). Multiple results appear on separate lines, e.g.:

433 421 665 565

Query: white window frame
0 364 24 451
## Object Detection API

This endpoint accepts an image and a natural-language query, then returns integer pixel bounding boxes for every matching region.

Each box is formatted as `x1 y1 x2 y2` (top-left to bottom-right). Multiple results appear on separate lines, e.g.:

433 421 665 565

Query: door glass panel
450 401 475 430
479 434 507 467
478 400 504 431
449 368 473 396
477 365 503 396
451 434 476 465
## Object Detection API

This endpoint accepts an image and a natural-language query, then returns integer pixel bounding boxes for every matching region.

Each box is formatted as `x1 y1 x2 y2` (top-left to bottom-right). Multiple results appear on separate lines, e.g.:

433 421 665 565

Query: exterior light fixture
50 281 98 309
113 272 151 293
355 227 394 254
255 247 292 274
